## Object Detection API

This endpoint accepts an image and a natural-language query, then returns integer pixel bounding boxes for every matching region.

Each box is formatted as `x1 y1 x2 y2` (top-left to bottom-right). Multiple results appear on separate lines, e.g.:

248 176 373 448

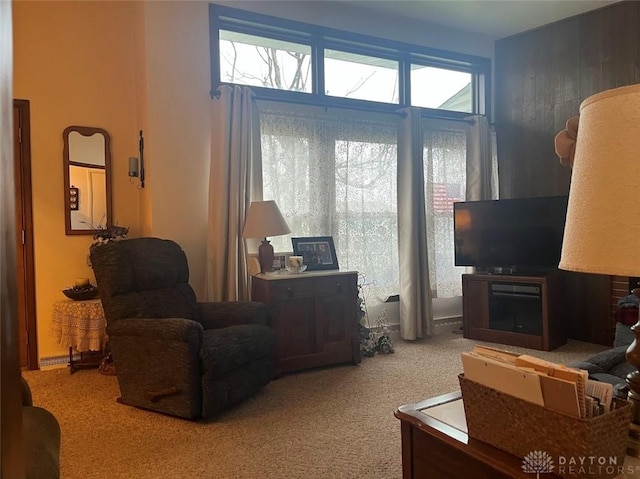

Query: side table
251 270 361 375
51 299 109 374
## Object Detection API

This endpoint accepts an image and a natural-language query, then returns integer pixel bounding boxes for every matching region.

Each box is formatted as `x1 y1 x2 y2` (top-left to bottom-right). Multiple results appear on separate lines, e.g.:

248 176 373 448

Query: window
211 5 491 118
260 103 399 304
259 104 480 304
324 50 399 103
219 30 312 92
211 5 494 306
411 66 472 112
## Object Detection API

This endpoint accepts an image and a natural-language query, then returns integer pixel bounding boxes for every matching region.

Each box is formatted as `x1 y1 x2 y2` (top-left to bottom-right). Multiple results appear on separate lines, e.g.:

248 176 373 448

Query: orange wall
13 1 145 360
142 1 212 297
12 0 492 364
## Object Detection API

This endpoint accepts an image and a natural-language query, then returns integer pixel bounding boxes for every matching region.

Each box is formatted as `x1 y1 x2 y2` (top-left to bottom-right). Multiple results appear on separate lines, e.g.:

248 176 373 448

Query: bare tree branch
342 71 376 97
229 42 238 82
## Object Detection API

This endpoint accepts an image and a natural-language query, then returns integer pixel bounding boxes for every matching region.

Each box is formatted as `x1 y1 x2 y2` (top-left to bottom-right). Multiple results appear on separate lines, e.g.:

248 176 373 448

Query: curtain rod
397 110 477 125
211 86 478 125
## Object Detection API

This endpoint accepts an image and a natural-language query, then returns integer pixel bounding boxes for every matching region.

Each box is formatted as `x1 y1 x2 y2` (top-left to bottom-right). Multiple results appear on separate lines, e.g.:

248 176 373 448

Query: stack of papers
462 346 613 419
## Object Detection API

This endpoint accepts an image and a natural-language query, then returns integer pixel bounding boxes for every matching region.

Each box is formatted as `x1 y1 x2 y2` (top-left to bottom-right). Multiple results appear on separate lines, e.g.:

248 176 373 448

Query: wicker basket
459 374 633 479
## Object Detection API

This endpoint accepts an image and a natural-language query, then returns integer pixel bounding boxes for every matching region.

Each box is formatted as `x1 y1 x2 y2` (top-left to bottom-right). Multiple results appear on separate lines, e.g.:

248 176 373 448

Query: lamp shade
559 84 640 277
242 200 291 239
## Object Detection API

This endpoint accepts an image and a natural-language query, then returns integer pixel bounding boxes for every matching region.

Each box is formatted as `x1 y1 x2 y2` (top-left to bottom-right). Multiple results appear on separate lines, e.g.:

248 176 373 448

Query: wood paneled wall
495 0 640 199
494 0 640 346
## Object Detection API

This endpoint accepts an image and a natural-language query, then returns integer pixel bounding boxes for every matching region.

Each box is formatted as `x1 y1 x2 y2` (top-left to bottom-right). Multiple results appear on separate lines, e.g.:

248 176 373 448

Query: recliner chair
89 237 276 420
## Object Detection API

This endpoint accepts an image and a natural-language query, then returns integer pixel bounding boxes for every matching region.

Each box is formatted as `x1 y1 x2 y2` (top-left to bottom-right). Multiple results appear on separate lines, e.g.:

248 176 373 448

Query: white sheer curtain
259 102 399 306
205 85 262 301
397 108 433 339
257 101 493 336
423 118 468 299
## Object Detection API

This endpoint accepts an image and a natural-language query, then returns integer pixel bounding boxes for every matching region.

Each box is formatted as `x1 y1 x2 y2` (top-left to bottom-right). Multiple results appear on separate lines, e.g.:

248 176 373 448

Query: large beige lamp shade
560 84 640 276
560 84 640 443
242 200 291 273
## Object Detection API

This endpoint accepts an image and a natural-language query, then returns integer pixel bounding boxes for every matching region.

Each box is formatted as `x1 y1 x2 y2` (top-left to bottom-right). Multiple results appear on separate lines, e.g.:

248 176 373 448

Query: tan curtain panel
397 108 433 340
205 85 262 301
466 114 497 201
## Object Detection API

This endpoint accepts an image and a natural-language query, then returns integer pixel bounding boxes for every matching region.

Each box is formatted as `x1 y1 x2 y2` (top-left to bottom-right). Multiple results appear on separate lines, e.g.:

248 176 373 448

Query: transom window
211 5 491 118
219 30 312 93
324 50 399 104
411 65 473 112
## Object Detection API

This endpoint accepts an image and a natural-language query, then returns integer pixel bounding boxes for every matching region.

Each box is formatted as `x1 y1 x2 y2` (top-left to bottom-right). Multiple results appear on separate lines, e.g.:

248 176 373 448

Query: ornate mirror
63 126 112 235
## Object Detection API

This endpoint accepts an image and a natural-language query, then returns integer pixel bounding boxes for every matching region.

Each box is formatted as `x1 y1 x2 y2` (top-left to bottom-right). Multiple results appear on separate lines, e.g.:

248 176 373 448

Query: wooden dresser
251 270 361 375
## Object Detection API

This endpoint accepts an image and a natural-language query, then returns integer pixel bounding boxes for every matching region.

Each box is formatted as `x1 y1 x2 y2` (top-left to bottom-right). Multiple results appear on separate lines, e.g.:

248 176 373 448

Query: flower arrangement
358 275 394 357
86 224 129 268
92 224 129 246
82 215 129 247
83 216 129 268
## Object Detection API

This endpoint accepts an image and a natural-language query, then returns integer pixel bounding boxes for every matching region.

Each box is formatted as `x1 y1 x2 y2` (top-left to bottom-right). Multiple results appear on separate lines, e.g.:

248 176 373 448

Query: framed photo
291 236 339 271
272 255 286 271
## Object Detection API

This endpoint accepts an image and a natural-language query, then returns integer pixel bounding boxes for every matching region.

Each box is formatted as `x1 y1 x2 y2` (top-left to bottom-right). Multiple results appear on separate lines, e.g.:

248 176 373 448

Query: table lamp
242 200 291 274
559 84 640 449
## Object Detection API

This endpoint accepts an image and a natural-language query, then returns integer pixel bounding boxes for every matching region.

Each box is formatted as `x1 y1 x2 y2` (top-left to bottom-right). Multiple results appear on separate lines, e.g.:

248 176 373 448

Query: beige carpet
23 332 608 479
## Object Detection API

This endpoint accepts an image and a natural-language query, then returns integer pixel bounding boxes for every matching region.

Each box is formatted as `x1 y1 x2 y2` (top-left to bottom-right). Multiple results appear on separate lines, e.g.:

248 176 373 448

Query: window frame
210 4 492 120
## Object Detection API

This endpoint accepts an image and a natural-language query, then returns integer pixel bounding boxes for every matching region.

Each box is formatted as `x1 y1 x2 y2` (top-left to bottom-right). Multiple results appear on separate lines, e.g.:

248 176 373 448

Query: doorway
13 99 38 369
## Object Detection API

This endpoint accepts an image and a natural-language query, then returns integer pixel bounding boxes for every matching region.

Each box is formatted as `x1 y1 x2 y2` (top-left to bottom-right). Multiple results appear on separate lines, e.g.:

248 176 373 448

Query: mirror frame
63 126 113 235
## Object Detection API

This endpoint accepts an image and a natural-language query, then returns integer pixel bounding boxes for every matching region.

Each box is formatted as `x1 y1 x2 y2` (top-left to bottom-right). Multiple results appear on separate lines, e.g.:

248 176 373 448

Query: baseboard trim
374 317 463 336
39 354 76 370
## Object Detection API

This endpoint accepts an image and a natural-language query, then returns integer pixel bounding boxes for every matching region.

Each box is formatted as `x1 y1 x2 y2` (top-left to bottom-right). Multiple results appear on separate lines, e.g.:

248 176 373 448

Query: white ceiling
339 0 620 39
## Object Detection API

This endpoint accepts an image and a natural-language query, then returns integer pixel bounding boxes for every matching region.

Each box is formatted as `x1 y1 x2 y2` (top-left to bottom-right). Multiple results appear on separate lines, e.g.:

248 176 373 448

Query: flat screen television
453 195 569 273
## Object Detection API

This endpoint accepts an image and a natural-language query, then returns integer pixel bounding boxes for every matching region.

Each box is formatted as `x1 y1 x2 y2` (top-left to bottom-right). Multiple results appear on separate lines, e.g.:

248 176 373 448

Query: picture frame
272 255 286 271
291 236 339 271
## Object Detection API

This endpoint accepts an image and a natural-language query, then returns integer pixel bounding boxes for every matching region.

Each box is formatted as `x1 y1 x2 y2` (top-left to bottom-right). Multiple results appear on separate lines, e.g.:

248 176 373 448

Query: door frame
14 99 38 369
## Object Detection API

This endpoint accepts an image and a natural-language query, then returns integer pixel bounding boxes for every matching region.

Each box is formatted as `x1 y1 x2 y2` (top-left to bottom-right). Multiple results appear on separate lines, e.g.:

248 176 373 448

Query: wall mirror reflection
63 126 112 235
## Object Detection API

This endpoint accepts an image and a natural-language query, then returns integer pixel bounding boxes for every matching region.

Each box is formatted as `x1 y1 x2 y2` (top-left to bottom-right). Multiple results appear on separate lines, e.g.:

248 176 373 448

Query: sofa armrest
568 345 634 383
107 318 204 344
580 345 629 371
24 406 60 479
197 301 268 329
22 376 33 407
20 377 60 479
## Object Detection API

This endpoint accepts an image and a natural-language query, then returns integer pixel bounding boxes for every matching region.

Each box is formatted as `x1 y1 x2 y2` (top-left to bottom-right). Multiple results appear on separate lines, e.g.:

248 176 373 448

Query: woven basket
62 287 99 301
459 374 633 479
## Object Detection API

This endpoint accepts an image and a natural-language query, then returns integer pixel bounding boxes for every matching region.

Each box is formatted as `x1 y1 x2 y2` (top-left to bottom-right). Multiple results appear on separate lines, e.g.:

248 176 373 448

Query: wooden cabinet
251 270 361 375
462 273 566 351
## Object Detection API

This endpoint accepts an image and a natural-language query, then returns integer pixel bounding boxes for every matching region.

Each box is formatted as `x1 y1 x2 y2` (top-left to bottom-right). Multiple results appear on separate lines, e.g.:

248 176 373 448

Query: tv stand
485 266 519 275
479 266 554 277
462 273 566 351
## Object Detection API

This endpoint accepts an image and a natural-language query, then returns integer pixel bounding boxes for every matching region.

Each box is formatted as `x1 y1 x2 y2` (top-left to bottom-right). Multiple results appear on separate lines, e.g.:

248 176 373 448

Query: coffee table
394 392 640 479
